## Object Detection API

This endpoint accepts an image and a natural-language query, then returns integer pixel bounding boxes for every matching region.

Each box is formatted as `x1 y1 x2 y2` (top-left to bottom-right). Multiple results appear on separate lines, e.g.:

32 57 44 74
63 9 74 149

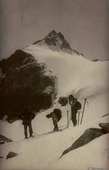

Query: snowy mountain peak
33 30 73 52
24 30 84 56
45 30 58 38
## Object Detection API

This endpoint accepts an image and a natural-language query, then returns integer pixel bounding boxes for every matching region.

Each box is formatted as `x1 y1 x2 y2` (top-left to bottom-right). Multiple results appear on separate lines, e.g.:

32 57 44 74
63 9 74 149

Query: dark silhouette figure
46 108 62 131
19 108 35 138
69 95 81 126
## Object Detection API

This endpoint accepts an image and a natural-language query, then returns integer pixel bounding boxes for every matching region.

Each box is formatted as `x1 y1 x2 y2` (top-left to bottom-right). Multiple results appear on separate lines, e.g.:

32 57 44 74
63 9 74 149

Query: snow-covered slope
0 113 109 170
22 30 109 125
32 30 79 55
23 33 109 100
0 30 109 170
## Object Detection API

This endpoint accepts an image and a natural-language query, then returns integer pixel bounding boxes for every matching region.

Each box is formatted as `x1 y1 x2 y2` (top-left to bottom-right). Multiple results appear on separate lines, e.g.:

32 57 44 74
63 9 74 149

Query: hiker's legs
71 109 77 126
54 121 59 131
52 118 59 131
24 124 28 138
55 122 59 130
29 123 33 137
72 118 77 126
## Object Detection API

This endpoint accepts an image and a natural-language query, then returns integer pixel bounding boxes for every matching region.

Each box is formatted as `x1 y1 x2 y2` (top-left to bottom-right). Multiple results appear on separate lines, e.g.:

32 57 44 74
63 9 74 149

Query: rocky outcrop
58 96 68 106
99 123 109 133
33 30 83 56
102 113 109 118
92 59 101 62
33 30 72 51
0 50 57 122
0 134 13 145
6 151 17 159
60 126 108 158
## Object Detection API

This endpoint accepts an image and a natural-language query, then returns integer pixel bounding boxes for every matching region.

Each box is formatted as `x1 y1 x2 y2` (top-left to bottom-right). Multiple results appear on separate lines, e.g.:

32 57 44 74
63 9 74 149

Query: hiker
46 108 62 131
69 95 81 126
19 107 35 139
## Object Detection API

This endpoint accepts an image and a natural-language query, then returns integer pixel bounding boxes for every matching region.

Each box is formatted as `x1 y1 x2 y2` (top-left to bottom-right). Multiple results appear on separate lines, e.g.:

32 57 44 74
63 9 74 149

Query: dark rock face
0 30 84 122
92 59 100 62
0 134 13 145
0 50 57 122
99 123 109 133
33 30 84 56
60 128 107 158
33 30 72 51
6 151 17 159
58 96 68 106
102 113 109 118
44 30 72 50
33 30 82 55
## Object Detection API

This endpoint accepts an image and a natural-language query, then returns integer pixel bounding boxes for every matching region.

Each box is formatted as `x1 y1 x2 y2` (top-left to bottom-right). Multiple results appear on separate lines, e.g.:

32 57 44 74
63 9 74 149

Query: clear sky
0 0 109 61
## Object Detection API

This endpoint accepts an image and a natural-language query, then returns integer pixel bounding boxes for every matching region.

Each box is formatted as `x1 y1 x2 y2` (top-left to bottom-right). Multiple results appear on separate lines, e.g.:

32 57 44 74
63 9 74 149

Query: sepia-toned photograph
0 0 109 170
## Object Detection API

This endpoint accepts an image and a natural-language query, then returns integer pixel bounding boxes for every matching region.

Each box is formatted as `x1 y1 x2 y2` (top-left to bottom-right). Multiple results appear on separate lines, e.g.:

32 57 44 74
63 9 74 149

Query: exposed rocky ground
0 134 13 145
61 123 109 158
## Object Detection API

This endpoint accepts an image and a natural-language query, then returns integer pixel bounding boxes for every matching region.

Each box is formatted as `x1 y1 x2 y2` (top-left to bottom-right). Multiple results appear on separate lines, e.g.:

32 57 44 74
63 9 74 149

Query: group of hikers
19 95 82 139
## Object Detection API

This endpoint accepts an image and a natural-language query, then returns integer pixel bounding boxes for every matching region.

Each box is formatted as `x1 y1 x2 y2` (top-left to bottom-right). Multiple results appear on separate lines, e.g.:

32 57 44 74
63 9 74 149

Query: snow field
0 43 109 170
0 115 109 170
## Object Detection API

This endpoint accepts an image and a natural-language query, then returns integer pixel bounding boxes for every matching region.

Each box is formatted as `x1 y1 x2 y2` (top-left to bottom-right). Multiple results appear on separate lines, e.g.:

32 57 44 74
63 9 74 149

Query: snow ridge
31 30 82 55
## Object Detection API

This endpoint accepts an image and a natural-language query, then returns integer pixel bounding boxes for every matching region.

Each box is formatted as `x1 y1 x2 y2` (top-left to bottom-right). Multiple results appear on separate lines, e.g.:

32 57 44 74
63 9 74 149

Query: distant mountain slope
92 59 101 62
32 30 83 56
23 37 109 99
0 30 108 122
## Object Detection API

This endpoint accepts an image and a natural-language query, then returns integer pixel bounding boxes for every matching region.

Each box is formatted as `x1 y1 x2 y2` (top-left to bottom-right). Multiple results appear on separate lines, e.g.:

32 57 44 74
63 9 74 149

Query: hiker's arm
31 113 35 119
46 112 52 118
72 99 77 107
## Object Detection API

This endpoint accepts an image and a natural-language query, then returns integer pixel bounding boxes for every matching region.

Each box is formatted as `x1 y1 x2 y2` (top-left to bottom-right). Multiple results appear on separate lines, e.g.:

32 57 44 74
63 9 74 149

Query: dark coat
19 110 35 125
46 108 62 122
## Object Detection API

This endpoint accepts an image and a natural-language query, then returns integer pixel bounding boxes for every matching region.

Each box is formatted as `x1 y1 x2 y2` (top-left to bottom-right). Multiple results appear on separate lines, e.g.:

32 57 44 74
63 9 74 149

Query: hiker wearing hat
19 107 35 138
69 95 81 126
46 108 62 131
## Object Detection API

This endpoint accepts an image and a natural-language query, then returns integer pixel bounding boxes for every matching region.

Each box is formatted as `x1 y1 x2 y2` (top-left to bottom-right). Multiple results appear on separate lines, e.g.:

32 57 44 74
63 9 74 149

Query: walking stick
67 111 70 128
78 111 80 125
80 98 87 125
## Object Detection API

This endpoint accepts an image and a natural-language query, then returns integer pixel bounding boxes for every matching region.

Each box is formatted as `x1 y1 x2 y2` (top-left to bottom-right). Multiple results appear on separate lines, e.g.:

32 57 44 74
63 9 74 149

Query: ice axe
77 110 80 125
67 110 70 128
80 98 87 125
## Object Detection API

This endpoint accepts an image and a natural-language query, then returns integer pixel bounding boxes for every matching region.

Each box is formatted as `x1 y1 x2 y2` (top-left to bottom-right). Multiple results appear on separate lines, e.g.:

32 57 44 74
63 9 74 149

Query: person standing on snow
19 107 35 139
46 108 62 131
69 95 81 126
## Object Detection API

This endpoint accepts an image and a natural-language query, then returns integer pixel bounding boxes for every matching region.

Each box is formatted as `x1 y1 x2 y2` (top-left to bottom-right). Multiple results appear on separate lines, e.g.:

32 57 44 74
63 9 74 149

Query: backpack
53 108 62 122
75 101 82 110
21 111 35 124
